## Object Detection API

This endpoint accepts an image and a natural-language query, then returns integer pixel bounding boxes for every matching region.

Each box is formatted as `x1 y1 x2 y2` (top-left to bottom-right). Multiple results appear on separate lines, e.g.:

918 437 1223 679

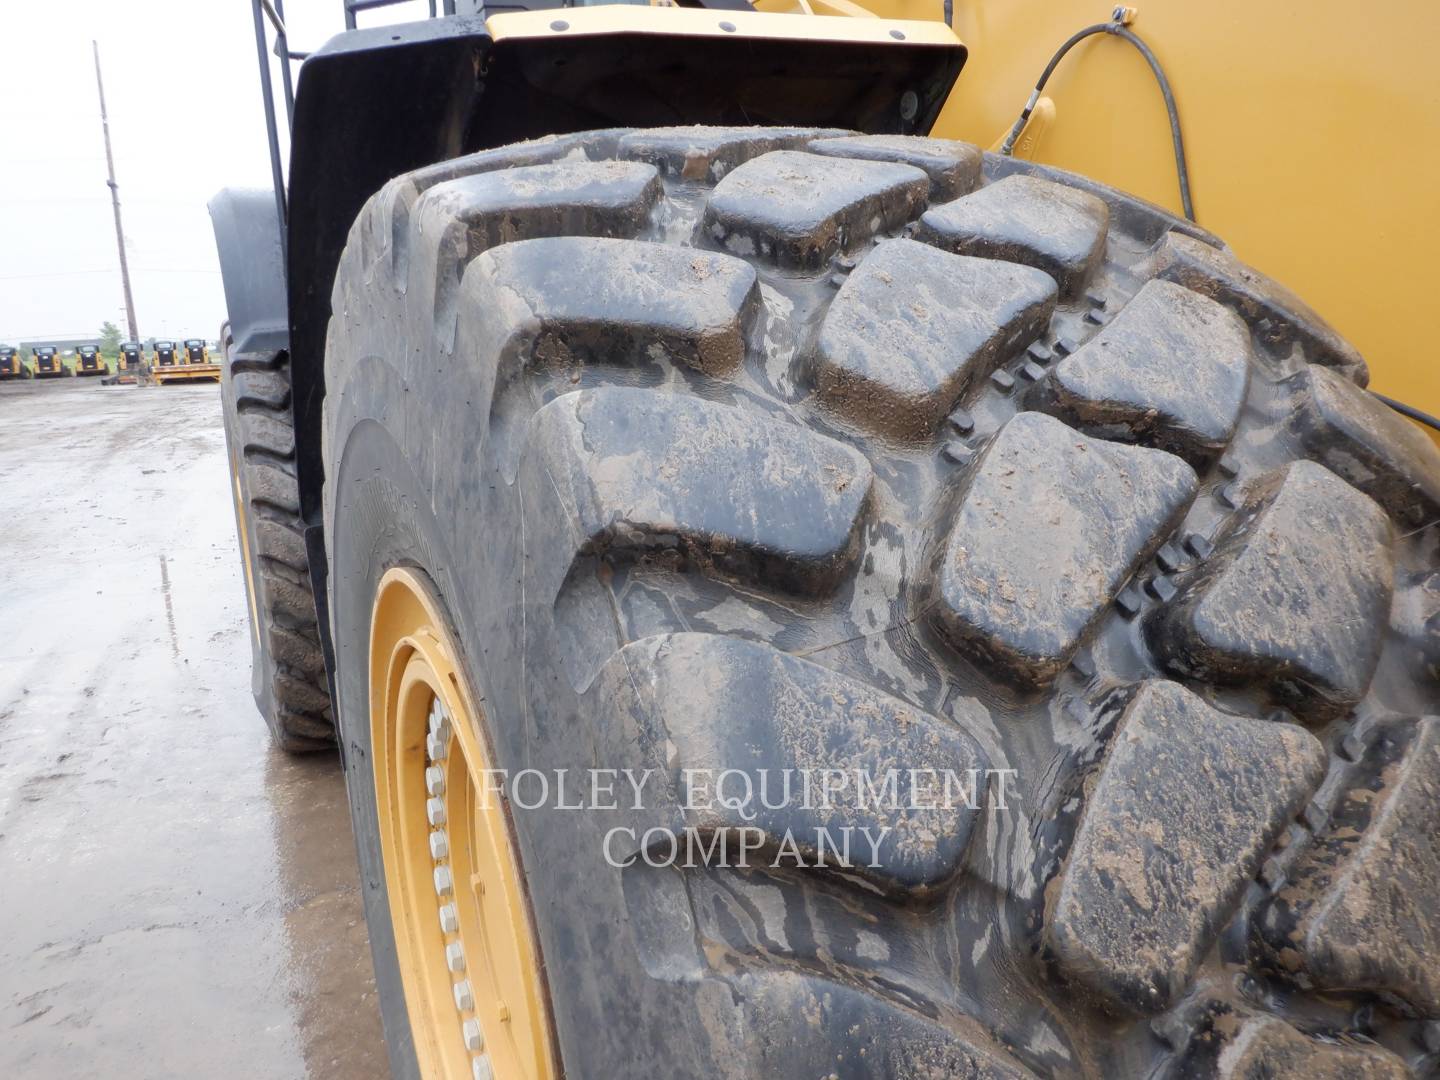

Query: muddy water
0 382 386 1079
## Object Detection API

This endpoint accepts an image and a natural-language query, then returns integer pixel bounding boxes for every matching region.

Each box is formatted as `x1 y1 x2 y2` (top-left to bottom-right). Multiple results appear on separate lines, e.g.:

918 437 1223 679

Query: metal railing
248 0 456 260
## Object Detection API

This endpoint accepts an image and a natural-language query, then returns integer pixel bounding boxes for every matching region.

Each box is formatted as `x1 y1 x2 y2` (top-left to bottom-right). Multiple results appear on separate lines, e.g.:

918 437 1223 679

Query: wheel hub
369 567 555 1080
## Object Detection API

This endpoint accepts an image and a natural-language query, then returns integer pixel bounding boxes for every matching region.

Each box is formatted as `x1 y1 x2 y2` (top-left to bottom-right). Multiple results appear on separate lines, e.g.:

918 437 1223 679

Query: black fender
208 188 289 358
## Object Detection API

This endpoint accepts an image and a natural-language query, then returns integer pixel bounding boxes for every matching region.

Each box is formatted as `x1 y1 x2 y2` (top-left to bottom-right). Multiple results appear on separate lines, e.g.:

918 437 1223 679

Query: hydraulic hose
1371 391 1440 435
999 19 1195 222
989 16 1440 431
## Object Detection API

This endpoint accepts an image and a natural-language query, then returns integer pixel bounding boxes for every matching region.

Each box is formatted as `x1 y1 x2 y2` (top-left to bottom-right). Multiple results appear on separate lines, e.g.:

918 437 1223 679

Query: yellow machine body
74 345 109 377
150 339 217 384
113 342 145 384
0 347 26 380
163 338 220 383
831 0 1439 426
32 348 67 378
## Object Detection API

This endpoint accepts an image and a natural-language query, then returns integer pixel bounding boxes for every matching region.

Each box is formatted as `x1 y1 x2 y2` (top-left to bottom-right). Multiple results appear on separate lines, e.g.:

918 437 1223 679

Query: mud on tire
323 128 1440 1077
220 330 333 751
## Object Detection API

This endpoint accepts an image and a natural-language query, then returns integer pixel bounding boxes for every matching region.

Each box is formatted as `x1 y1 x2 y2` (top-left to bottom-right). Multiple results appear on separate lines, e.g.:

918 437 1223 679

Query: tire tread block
521 386 873 595
274 670 332 717
1047 680 1325 1015
807 134 983 200
1147 460 1394 711
703 150 930 269
394 133 595 198
463 236 760 377
617 125 845 182
274 706 334 744
1254 716 1440 1016
258 567 317 624
361 133 596 288
916 174 1109 296
254 516 308 569
598 634 992 896
1293 364 1440 525
244 459 300 511
933 412 1197 685
1038 278 1250 464
265 623 326 680
237 410 296 458
1150 230 1369 384
422 160 663 255
815 238 1056 437
232 367 290 411
1177 1004 1412 1079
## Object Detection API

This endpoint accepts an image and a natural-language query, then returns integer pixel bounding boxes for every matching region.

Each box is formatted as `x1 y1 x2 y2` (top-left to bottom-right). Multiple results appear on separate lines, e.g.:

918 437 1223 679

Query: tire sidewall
329 418 466 1080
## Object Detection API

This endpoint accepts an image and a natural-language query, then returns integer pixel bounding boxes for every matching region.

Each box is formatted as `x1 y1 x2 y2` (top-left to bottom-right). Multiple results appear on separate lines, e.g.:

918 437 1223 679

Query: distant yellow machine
0 345 28 380
151 337 220 385
74 343 110 377
183 338 220 377
150 339 179 368
105 341 147 384
32 347 68 378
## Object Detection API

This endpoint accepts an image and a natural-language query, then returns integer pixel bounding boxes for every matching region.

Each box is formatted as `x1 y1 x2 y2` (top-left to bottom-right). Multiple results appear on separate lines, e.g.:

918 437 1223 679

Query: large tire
323 128 1440 1078
220 329 334 751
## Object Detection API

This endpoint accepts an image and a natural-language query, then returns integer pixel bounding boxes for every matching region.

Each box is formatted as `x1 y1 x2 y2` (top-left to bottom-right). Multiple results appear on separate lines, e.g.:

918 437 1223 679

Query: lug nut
453 979 474 1011
439 903 459 934
446 941 466 973
427 797 446 826
429 703 450 734
426 766 445 797
434 866 454 896
463 1017 484 1052
430 830 450 860
427 732 447 762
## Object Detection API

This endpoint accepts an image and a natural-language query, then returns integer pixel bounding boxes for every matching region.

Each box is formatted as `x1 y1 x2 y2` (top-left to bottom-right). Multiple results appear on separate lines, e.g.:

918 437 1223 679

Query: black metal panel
286 17 491 523
208 188 290 357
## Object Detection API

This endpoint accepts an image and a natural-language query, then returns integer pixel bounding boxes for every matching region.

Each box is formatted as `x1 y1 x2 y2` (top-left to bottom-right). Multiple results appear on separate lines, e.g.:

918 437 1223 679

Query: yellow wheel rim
369 567 556 1080
229 462 262 656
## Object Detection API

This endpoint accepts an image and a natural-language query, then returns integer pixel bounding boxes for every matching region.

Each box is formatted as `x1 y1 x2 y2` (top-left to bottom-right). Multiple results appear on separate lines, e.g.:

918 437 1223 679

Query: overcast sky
0 0 427 344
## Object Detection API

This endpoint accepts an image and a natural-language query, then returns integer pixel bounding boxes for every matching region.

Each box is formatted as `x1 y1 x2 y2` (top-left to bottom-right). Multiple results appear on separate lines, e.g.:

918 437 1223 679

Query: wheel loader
0 345 28 380
211 2 1440 1077
74 343 110 377
32 346 68 378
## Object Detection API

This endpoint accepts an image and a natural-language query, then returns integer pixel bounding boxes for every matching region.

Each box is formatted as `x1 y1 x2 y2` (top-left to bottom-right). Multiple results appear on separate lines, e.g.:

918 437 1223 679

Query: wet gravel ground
0 381 387 1079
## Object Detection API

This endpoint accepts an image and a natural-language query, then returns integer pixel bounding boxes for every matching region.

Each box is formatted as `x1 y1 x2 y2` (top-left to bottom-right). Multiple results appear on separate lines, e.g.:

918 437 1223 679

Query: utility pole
92 41 139 349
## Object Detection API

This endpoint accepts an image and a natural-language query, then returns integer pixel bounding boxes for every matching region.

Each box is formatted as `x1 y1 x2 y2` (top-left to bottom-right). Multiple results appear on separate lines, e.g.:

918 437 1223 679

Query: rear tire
220 328 333 751
324 128 1440 1078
